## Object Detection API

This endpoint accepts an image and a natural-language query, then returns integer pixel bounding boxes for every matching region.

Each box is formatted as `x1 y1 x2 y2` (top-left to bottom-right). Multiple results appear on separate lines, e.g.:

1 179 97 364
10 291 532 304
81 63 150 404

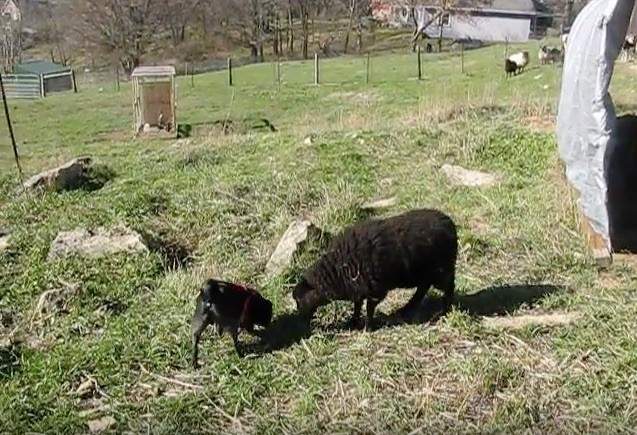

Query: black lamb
292 208 458 331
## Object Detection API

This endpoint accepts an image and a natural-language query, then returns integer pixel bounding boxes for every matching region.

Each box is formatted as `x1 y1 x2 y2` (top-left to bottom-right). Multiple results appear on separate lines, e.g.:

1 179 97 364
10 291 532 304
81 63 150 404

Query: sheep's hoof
347 317 365 330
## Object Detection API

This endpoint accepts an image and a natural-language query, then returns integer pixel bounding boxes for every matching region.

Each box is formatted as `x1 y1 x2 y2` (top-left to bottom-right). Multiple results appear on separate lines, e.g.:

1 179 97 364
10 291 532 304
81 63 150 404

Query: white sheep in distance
507 51 529 75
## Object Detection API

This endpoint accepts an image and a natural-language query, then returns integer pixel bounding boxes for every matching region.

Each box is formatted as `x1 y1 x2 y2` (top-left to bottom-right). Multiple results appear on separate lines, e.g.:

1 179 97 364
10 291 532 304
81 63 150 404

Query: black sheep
292 208 458 331
505 59 517 77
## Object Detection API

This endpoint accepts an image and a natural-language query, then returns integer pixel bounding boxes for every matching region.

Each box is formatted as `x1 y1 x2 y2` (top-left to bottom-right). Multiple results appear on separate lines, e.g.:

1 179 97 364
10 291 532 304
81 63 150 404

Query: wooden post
366 52 370 84
276 58 281 92
0 72 23 182
115 66 120 92
39 74 45 98
460 43 465 74
314 53 319 85
189 63 194 87
417 45 422 80
227 57 233 86
71 69 77 93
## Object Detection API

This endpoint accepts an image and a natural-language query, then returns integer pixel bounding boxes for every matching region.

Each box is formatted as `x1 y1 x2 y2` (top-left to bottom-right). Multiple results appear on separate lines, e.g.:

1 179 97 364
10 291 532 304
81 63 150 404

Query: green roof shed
13 60 75 96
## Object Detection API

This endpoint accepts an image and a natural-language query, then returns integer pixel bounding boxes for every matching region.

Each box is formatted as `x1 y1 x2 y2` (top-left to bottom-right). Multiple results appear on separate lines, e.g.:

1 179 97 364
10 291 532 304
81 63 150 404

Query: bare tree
72 0 162 75
343 0 371 53
0 10 22 72
401 0 484 52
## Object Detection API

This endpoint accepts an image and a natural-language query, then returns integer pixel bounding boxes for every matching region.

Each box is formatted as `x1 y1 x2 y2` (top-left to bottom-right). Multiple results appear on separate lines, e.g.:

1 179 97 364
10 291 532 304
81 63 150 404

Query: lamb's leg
191 313 211 369
396 280 431 320
347 299 364 329
364 298 380 332
228 324 244 357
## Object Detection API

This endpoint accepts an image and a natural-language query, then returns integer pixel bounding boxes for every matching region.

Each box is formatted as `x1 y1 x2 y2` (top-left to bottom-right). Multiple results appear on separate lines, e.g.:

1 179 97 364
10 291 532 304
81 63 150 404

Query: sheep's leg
439 269 456 315
396 281 431 320
364 298 380 332
347 300 364 329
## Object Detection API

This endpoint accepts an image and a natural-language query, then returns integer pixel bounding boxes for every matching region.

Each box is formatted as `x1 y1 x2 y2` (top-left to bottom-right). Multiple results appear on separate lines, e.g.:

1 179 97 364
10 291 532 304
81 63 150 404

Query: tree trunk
287 3 294 55
343 0 355 53
301 8 309 59
561 0 574 33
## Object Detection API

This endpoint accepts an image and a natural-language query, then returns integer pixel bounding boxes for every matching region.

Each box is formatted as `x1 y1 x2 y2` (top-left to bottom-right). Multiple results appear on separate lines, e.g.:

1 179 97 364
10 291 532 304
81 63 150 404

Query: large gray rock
21 156 94 192
48 226 148 261
265 220 327 276
441 164 498 187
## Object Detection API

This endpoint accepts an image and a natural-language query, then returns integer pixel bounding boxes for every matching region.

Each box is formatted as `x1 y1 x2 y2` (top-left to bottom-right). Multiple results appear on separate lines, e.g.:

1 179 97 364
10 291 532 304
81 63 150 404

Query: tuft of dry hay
482 312 583 330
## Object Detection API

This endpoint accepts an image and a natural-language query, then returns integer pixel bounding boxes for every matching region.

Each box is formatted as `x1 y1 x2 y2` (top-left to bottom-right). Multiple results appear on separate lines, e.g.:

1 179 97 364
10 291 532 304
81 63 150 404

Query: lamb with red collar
191 278 273 368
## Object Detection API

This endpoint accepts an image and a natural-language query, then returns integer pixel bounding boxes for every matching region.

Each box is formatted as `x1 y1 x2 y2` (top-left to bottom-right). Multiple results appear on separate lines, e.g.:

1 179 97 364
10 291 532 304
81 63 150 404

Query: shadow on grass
247 284 564 355
0 342 22 380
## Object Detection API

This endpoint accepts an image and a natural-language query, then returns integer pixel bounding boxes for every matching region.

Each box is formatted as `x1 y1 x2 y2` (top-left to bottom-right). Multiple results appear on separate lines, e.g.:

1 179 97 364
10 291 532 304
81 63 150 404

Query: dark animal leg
439 269 456 315
364 298 380 332
347 299 364 329
229 325 244 358
396 281 431 320
191 313 211 369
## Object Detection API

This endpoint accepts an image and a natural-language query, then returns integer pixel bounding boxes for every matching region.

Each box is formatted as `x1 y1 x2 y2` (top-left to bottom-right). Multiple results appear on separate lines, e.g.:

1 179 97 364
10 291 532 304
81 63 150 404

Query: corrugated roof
424 0 537 13
131 66 176 77
15 60 69 75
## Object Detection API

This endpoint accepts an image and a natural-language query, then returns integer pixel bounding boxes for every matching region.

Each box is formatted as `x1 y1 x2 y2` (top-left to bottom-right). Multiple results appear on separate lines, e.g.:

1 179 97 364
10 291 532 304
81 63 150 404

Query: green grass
2 41 637 433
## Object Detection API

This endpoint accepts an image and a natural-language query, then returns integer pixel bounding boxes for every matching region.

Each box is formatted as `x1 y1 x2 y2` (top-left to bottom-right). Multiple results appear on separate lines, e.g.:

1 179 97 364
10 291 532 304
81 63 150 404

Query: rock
143 123 151 132
265 220 327 276
0 233 9 253
303 136 313 146
48 226 148 261
21 156 94 193
361 196 397 211
482 312 582 330
441 164 498 187
87 416 116 433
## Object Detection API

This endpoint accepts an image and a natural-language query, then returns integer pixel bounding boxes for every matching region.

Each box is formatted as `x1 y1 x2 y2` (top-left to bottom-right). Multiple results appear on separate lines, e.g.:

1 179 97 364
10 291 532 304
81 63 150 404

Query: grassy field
2 40 637 433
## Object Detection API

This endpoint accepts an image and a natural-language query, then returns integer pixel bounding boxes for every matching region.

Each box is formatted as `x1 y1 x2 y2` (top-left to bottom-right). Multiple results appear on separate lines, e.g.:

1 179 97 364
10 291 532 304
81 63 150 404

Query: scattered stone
441 163 498 187
0 233 9 253
303 136 313 146
482 311 582 330
48 226 148 261
361 196 397 211
87 416 116 433
265 220 328 276
21 156 94 193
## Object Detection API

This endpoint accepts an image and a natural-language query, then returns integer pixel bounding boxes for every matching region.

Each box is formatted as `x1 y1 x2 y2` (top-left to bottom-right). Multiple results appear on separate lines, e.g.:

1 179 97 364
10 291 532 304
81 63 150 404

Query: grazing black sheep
292 208 458 331
191 278 273 368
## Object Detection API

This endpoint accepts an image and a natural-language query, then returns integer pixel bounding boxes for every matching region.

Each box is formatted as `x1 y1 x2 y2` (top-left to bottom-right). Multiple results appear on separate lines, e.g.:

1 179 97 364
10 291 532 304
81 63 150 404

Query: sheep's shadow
373 283 565 328
246 284 563 355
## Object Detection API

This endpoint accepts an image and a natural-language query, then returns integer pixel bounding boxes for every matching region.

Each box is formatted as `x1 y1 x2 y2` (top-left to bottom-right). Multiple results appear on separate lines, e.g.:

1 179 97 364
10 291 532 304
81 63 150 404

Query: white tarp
556 0 635 252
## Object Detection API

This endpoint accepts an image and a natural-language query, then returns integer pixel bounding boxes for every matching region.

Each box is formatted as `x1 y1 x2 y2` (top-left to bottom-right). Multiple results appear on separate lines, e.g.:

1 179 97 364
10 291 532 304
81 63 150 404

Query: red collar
231 283 256 321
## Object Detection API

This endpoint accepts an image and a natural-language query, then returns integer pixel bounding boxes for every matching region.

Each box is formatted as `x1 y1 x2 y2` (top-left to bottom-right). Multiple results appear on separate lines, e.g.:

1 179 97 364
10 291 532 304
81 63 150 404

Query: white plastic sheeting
556 0 635 252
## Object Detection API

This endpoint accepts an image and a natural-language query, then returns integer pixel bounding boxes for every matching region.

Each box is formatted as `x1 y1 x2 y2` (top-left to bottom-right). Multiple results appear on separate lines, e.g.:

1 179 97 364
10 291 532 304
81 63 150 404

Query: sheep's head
292 276 323 322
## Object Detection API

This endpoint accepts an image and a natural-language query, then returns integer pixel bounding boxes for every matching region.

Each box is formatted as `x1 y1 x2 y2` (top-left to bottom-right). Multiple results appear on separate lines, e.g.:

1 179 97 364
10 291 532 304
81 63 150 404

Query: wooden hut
131 65 177 138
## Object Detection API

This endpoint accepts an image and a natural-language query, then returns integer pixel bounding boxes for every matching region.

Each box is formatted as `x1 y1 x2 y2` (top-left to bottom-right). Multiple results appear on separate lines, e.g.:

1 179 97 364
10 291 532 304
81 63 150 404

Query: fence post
39 73 45 98
71 69 77 93
417 45 422 80
504 37 509 59
115 65 120 92
0 72 23 182
314 53 319 85
227 58 233 86
460 43 465 74
276 58 281 91
366 52 370 84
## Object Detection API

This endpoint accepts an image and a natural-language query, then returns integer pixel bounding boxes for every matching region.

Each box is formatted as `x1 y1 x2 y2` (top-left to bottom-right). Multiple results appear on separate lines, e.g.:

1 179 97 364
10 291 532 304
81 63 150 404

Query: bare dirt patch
523 116 555 133
324 91 380 105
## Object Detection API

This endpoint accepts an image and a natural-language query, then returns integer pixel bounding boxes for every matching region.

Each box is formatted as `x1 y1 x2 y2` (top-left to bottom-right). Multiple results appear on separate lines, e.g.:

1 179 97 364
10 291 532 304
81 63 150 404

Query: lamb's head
292 276 325 322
